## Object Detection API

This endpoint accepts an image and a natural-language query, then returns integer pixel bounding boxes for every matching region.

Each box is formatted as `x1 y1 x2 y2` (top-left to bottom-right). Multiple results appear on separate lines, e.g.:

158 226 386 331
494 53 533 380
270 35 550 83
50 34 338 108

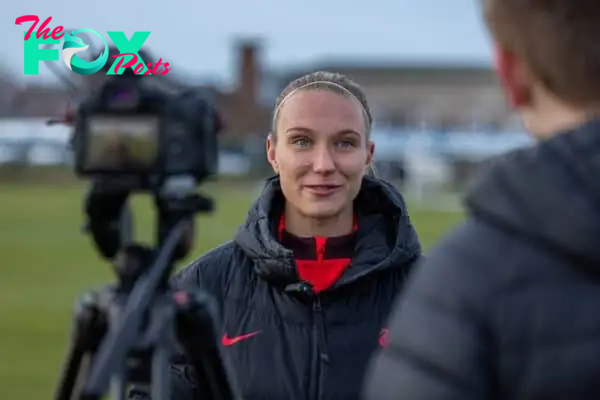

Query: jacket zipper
300 286 329 400
314 296 329 397
312 237 329 400
288 239 330 399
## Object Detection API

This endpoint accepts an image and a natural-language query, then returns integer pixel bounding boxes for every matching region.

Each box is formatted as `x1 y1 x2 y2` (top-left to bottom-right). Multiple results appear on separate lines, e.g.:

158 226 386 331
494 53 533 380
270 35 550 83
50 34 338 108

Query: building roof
275 57 496 86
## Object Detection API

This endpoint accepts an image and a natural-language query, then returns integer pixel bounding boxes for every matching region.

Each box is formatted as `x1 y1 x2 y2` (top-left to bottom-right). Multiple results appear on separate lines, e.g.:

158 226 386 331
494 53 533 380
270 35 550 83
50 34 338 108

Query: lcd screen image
84 116 159 172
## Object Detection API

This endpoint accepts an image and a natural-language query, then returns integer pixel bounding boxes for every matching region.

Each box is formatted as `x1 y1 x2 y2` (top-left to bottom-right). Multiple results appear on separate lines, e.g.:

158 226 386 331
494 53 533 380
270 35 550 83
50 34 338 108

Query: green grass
0 181 464 399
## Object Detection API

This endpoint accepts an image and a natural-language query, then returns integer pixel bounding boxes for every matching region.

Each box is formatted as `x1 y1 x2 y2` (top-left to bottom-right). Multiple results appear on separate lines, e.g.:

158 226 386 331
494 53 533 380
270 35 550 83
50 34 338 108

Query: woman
164 71 422 399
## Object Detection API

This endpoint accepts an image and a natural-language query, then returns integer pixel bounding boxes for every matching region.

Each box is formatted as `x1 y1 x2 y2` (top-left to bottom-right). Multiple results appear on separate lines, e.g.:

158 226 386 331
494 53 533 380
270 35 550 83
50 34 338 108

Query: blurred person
364 1 600 399
132 71 422 399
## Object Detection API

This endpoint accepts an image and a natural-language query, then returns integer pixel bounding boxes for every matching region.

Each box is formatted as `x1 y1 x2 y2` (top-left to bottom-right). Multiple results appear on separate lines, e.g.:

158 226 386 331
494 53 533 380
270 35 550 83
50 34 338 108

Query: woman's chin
299 202 345 219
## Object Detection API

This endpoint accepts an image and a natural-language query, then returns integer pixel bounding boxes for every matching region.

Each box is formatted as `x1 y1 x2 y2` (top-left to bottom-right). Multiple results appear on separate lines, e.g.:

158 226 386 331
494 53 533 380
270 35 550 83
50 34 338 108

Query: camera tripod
54 181 239 400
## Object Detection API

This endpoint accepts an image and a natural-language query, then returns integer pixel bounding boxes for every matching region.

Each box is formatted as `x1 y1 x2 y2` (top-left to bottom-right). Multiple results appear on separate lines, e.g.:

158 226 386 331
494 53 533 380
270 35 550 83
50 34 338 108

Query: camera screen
84 116 159 173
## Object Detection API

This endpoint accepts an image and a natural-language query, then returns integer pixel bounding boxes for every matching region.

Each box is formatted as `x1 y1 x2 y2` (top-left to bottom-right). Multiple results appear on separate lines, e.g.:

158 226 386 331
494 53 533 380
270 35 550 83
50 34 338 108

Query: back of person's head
482 0 600 138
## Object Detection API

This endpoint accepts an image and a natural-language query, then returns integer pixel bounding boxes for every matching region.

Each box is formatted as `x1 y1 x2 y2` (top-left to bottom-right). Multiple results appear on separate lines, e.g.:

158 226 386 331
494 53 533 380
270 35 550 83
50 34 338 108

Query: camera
71 72 219 187
53 54 238 399
69 70 221 262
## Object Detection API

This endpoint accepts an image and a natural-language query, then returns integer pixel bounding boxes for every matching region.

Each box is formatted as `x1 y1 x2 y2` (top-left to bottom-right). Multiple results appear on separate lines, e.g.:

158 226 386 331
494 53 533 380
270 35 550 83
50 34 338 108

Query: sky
3 0 493 87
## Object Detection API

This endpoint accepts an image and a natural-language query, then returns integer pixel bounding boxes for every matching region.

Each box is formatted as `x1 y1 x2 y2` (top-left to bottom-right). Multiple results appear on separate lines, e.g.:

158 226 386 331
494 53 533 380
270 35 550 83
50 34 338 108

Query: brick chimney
235 39 261 107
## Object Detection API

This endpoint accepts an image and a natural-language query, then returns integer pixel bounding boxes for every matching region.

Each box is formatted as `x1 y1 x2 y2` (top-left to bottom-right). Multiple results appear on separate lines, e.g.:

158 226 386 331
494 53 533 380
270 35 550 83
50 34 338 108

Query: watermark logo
62 29 109 75
15 15 171 76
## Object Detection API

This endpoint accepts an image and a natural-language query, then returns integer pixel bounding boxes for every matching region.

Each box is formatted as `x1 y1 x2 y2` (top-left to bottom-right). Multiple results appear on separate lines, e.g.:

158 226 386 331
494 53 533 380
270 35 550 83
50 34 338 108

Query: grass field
0 180 464 399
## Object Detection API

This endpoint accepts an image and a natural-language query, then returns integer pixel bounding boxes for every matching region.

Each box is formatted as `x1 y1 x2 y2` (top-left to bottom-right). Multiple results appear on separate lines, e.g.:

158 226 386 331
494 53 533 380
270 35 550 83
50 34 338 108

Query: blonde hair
367 162 379 178
272 71 373 138
271 71 376 175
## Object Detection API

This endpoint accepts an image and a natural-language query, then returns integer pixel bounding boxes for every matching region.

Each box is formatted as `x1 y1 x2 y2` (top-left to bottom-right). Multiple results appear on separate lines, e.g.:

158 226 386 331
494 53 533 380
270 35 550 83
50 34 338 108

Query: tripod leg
109 371 128 400
54 292 107 400
150 299 176 400
174 290 240 400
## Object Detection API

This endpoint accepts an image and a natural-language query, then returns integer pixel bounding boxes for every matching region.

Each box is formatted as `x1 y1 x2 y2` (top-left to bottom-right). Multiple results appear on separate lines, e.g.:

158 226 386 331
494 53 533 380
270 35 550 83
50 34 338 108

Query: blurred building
222 39 517 136
218 39 273 138
10 85 70 117
0 39 531 189
1 38 517 135
277 62 512 130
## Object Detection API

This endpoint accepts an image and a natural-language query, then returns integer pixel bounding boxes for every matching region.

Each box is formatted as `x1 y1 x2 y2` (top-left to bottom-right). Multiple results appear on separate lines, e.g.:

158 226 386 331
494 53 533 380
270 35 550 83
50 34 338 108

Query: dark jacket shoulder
171 240 245 299
365 118 600 400
363 218 502 399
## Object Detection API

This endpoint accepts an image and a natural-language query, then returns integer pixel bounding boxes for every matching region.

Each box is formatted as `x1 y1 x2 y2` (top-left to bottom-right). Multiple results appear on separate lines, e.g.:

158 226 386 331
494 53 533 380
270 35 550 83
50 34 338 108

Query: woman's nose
312 146 336 173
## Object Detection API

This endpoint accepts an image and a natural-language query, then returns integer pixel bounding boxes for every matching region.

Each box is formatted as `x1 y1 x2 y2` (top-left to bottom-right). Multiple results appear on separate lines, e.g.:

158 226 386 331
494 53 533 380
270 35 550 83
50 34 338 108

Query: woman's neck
284 204 354 238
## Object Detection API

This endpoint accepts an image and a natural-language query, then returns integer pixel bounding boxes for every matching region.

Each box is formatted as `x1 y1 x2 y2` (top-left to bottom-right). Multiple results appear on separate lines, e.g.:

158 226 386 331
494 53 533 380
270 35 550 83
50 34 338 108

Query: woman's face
267 89 374 219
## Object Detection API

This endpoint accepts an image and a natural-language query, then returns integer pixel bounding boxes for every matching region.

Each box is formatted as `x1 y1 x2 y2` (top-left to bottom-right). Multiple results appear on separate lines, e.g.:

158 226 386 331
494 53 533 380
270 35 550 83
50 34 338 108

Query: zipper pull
313 296 322 312
284 281 314 299
314 236 327 263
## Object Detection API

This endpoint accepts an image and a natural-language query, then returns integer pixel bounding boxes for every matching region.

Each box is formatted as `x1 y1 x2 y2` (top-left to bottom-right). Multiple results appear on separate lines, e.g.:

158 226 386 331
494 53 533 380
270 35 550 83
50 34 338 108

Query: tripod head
54 177 239 400
83 174 213 264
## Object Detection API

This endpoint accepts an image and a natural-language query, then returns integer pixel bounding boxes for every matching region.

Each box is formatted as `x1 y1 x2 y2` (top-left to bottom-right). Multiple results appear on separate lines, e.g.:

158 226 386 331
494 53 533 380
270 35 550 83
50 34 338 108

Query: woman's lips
303 185 342 196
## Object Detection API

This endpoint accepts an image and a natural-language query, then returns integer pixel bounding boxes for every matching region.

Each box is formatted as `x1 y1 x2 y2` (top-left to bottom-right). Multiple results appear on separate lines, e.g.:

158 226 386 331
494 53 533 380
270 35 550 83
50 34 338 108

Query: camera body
71 74 219 187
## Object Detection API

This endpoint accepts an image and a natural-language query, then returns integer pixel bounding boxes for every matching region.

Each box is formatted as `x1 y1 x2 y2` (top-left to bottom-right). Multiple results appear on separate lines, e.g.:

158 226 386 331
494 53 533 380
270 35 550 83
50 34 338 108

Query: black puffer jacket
364 118 600 399
151 176 421 399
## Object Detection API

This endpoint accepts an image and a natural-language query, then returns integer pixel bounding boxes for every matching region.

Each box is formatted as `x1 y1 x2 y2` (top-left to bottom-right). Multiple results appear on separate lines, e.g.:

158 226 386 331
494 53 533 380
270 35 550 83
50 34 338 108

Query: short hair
483 0 600 106
272 71 373 137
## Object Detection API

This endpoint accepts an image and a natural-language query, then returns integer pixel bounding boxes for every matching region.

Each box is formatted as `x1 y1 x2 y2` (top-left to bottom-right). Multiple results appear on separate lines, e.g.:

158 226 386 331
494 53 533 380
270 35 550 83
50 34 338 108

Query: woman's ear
366 140 375 166
266 133 279 174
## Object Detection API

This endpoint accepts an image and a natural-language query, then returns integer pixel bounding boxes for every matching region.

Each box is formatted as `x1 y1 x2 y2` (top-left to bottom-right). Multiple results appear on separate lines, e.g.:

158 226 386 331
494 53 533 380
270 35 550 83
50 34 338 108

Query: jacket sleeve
128 243 234 400
363 221 497 400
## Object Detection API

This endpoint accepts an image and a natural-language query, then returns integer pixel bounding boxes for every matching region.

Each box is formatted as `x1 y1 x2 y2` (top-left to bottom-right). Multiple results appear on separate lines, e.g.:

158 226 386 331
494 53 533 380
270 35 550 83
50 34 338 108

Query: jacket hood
465 117 600 272
234 175 422 287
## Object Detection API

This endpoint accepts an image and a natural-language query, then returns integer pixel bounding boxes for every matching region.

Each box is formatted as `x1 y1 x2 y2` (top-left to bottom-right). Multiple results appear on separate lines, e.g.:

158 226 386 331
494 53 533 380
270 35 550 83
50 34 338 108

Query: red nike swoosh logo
379 328 389 349
221 331 260 346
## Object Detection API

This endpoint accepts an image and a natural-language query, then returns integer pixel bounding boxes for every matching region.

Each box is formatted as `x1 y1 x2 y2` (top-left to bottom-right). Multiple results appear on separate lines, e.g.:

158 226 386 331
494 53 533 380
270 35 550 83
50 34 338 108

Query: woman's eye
336 140 356 148
293 138 311 148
